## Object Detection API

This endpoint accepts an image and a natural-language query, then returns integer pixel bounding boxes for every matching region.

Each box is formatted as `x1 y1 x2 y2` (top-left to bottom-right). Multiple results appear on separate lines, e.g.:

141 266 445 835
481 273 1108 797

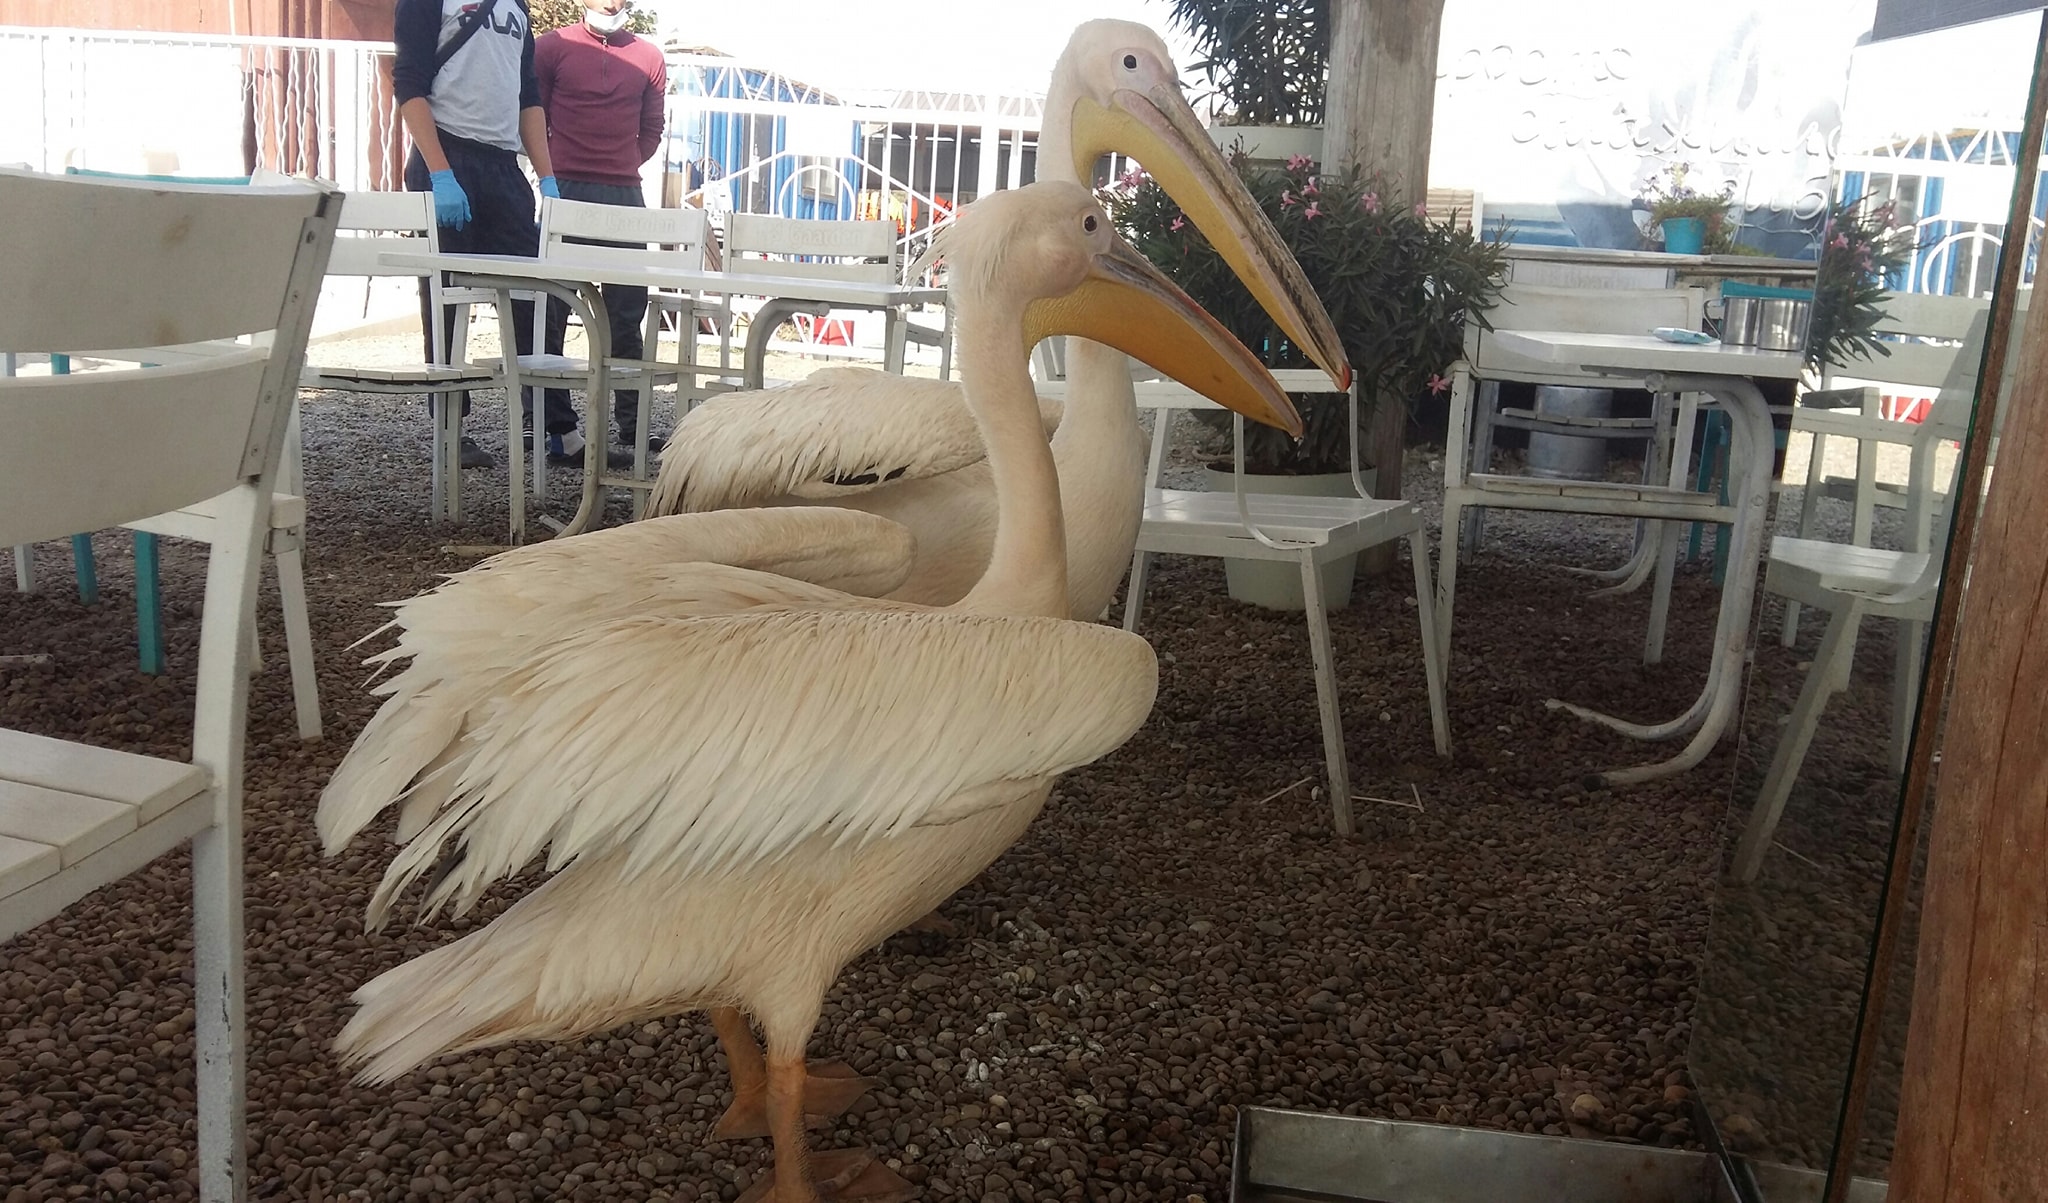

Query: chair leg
189 820 248 1203
273 534 323 741
1435 496 1464 676
1892 617 1926 776
1730 602 1864 883
1645 521 1680 666
1121 550 1151 633
1407 529 1451 757
73 534 98 605
1300 554 1352 836
134 532 164 675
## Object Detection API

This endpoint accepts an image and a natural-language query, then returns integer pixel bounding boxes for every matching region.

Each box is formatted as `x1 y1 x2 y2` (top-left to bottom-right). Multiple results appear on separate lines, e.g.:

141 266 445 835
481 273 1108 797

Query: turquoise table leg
70 534 97 604
1709 427 1733 587
134 532 164 675
1686 411 1722 564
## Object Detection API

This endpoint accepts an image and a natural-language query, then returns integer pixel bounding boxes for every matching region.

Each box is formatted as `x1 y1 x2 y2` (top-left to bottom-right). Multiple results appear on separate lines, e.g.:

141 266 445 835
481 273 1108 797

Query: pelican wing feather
648 367 1063 515
318 563 1156 930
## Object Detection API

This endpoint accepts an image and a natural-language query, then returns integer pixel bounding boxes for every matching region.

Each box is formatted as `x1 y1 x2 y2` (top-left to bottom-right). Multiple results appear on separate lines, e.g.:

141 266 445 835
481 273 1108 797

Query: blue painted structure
668 60 865 220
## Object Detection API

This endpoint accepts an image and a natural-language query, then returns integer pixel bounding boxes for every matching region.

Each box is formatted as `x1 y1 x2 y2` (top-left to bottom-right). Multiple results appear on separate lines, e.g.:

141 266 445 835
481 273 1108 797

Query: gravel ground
0 339 1917 1201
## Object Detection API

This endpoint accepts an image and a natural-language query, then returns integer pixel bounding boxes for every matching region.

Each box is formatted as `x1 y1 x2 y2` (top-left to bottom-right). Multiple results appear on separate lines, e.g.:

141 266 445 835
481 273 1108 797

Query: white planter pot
1203 466 1377 612
1206 124 1324 165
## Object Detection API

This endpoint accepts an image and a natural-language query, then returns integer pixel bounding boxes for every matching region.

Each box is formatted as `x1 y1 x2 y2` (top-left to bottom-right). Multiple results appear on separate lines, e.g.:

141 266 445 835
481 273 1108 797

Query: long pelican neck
955 297 1071 618
1036 71 1080 187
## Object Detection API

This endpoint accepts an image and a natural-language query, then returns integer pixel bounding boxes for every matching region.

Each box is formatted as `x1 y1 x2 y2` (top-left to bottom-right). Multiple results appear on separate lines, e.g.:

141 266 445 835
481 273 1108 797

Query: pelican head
1040 19 1352 392
941 182 1302 438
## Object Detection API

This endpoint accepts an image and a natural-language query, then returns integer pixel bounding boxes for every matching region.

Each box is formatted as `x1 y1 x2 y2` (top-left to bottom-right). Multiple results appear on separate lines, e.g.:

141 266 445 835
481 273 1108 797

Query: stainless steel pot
1755 297 1812 352
1720 296 1762 346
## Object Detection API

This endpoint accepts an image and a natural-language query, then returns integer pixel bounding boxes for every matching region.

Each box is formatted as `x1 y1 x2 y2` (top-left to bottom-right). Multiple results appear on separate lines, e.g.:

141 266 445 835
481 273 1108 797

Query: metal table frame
379 249 947 542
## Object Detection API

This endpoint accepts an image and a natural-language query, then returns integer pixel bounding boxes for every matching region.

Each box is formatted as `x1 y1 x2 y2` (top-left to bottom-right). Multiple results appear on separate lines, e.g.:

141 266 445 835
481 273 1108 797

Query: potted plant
1166 0 1330 163
1808 193 1912 373
1107 151 1507 610
1635 163 1737 255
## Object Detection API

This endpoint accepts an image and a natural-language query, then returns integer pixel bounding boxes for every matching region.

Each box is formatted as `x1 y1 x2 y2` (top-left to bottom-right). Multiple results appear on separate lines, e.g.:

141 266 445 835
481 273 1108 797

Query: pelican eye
1122 53 1138 69
1083 214 1098 233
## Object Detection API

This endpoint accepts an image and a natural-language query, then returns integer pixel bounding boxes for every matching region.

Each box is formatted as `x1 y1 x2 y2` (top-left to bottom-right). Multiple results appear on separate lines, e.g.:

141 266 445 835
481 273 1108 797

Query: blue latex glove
428 169 470 230
538 175 561 200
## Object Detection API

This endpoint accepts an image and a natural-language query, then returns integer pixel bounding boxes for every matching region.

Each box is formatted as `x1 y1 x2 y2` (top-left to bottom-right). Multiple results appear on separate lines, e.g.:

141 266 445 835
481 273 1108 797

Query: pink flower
1170 214 1186 232
1427 373 1451 395
1281 189 1298 208
1302 177 1319 196
1414 202 1429 217
1118 166 1147 190
1830 232 1849 249
1360 191 1380 214
1287 153 1312 171
1303 201 1324 221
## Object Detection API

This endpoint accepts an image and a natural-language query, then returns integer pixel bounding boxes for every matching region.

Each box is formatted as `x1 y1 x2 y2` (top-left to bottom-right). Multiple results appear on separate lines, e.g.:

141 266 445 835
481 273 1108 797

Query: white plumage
646 19 1347 620
318 180 1295 1202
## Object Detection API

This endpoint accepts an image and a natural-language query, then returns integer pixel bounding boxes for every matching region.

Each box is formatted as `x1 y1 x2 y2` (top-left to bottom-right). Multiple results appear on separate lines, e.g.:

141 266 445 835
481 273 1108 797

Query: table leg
1552 374 1774 786
742 298 830 391
492 286 528 545
556 282 614 538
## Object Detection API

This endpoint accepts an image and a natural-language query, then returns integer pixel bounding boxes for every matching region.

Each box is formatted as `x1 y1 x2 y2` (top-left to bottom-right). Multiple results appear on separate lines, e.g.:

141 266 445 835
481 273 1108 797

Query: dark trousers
406 136 576 434
543 178 651 442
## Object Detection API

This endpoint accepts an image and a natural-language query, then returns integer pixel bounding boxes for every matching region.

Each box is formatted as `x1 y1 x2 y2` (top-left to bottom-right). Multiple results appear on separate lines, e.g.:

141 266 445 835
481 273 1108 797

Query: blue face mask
585 7 629 34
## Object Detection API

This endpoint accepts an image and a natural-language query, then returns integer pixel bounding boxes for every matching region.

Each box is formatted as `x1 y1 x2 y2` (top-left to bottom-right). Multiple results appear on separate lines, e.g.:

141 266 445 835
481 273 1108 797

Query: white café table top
377 249 948 308
1485 329 1807 381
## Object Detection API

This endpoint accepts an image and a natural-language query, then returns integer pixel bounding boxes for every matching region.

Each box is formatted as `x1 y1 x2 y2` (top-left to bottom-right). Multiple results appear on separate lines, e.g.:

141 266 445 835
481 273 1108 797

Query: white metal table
1482 330 1805 786
380 249 947 541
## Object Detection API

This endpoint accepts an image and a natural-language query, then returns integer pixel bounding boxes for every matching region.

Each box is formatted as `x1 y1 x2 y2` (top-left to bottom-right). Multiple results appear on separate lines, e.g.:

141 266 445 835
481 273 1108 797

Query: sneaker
459 436 494 470
545 428 637 472
619 434 667 457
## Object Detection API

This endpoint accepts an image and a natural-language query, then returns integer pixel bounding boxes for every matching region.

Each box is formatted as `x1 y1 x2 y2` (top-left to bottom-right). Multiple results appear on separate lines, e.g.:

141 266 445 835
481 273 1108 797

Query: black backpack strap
432 0 502 76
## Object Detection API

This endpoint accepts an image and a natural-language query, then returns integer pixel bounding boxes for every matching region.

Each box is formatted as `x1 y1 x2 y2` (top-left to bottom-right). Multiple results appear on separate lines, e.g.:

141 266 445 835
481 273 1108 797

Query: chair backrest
0 168 339 547
538 196 713 267
1823 292 1993 398
326 190 436 277
1465 282 1706 384
1111 368 1349 496
722 213 898 284
1424 187 1482 235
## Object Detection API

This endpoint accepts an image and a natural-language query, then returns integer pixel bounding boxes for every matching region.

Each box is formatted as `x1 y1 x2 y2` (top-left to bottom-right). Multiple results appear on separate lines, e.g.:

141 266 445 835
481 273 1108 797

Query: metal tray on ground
1228 1108 1894 1203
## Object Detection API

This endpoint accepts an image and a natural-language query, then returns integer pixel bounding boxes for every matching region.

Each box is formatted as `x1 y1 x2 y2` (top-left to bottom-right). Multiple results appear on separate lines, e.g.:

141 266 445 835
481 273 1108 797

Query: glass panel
1689 12 2040 1199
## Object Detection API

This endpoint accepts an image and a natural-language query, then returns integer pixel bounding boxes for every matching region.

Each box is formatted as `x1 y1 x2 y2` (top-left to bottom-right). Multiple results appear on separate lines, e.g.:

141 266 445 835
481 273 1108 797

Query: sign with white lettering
1429 0 1878 254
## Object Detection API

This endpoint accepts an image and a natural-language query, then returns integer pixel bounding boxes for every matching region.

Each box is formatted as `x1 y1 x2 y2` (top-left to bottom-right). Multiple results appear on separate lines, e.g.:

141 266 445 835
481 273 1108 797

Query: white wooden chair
494 197 723 529
1729 397 1971 884
1781 291 2016 636
299 190 501 524
722 213 952 384
0 167 339 1201
1439 284 1710 672
1097 368 1450 836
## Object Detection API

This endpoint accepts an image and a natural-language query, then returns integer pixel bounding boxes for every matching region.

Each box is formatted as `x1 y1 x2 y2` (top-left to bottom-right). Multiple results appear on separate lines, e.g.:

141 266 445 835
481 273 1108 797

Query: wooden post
1322 0 1446 567
1886 257 2048 1200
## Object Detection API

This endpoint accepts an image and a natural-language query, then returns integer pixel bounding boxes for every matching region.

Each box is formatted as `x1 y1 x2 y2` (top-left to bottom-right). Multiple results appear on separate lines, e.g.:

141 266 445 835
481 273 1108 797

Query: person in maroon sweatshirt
536 0 670 460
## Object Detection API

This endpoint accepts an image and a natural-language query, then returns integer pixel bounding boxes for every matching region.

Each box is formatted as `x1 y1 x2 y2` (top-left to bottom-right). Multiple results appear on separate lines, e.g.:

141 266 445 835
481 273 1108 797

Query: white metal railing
0 27 1143 277
0 27 403 189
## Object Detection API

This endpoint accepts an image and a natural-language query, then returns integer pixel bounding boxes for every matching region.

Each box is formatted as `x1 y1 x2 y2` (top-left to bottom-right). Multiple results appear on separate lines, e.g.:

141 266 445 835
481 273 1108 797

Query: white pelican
317 181 1300 1203
647 19 1348 619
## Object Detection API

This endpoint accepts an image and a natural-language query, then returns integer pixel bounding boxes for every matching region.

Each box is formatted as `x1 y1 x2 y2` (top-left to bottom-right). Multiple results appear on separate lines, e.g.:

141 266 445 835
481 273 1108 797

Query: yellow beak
1025 234 1303 438
1069 86 1352 392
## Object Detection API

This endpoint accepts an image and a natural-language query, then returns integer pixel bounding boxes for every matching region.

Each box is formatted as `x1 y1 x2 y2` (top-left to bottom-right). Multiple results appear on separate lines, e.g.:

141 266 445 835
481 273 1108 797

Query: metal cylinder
1720 296 1762 346
1525 386 1614 480
1755 298 1812 352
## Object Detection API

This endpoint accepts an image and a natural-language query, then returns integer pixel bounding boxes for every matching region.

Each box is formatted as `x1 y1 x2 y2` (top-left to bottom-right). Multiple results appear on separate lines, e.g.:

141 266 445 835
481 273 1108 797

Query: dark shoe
543 428 585 466
619 434 667 457
459 436 494 470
